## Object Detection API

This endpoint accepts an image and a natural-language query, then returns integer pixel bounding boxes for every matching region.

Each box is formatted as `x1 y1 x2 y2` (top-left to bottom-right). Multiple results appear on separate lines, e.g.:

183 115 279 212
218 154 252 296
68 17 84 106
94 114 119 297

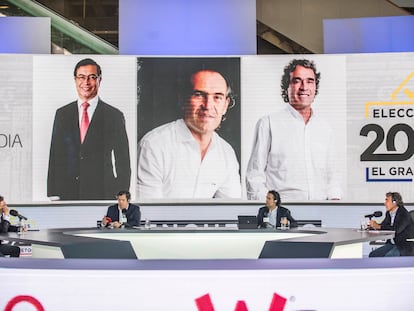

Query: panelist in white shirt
246 59 342 202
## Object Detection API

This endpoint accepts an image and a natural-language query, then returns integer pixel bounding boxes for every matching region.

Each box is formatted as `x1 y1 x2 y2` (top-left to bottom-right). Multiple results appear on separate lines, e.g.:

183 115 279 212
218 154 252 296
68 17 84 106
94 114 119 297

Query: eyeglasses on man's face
75 74 100 82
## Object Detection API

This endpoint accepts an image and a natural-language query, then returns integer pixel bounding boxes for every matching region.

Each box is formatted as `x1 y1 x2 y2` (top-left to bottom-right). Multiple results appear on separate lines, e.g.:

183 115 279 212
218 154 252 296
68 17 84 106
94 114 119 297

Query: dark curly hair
281 59 320 103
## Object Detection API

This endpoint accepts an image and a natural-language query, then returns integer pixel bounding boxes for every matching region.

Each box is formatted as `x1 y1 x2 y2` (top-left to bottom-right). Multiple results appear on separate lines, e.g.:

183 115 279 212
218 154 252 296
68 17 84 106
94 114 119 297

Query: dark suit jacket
105 203 141 228
257 205 297 228
0 216 18 233
47 99 131 200
0 215 18 247
380 206 414 256
0 216 20 257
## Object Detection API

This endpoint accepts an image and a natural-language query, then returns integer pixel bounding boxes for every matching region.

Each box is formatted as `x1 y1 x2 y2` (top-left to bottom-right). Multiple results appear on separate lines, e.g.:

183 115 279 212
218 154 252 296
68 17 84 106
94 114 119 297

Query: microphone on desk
364 211 383 219
10 209 28 220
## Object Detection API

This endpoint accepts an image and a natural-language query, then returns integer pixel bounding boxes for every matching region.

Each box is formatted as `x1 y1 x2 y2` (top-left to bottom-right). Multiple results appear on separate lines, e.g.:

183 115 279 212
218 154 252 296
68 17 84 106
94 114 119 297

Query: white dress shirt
246 104 342 201
390 208 398 244
119 206 128 224
1 213 10 222
268 208 277 227
137 119 241 199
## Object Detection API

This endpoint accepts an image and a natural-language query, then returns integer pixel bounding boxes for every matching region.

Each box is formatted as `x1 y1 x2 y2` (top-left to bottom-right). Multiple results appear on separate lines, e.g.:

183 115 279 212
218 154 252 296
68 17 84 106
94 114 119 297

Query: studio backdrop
0 53 413 203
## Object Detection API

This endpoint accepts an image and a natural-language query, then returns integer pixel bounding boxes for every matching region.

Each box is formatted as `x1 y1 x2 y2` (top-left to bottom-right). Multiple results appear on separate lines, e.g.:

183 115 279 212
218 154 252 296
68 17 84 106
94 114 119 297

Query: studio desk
0 226 394 260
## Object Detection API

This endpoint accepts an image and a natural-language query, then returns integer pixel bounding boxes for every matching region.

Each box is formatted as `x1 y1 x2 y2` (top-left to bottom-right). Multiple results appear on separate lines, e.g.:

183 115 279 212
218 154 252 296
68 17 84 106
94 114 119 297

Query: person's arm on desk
369 210 391 230
124 204 141 228
112 221 122 229
101 216 113 228
101 216 109 226
101 216 122 228
368 220 381 230
369 210 391 231
285 209 298 228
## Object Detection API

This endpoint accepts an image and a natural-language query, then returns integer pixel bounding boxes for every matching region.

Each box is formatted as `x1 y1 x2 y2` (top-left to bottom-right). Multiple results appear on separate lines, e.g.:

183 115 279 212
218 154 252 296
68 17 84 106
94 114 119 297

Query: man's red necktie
80 102 90 143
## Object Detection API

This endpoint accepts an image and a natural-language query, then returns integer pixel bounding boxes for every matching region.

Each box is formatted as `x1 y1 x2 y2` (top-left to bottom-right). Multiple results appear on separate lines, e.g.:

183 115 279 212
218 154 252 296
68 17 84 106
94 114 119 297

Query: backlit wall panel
0 17 50 54
119 0 256 55
324 15 414 53
0 53 413 203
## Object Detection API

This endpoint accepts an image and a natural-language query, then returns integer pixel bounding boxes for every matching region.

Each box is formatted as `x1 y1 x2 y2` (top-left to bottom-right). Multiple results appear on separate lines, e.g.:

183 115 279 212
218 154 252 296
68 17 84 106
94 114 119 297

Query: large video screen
1 53 413 203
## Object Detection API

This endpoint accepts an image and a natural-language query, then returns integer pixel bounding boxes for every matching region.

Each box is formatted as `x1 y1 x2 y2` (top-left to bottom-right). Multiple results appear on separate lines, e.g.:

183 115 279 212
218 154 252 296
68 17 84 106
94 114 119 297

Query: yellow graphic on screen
365 71 414 117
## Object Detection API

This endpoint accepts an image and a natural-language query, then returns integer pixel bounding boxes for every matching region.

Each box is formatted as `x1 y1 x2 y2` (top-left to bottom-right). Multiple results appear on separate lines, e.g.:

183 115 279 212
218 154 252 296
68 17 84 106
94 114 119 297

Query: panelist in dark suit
47 58 131 200
369 192 414 257
101 191 140 229
257 190 297 229
0 196 20 257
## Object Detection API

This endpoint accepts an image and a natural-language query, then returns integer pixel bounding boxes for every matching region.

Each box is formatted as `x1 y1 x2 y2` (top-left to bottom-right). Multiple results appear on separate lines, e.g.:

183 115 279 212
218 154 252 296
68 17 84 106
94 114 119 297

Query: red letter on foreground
195 292 287 311
5 295 45 311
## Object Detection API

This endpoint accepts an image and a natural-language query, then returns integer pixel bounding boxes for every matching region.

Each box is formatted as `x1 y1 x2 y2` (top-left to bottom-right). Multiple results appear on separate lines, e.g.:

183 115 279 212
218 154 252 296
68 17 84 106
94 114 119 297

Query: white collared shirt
137 119 241 199
119 205 128 224
390 207 398 226
390 207 398 244
246 104 342 201
268 208 277 227
1 213 10 221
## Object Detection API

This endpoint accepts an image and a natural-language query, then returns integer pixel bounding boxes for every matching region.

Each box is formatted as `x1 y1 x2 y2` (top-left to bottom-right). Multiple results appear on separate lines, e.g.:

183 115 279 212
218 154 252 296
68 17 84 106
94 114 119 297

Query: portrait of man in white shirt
137 58 241 199
246 58 342 201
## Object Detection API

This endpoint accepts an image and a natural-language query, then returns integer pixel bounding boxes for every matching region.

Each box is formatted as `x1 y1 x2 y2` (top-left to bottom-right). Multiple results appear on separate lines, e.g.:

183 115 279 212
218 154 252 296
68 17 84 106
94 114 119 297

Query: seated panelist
257 190 297 229
101 191 140 229
368 192 414 257
0 195 20 257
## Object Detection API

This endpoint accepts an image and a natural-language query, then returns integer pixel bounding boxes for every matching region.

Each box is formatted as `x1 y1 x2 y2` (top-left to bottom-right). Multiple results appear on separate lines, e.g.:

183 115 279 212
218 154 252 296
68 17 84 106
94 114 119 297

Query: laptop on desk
238 215 258 229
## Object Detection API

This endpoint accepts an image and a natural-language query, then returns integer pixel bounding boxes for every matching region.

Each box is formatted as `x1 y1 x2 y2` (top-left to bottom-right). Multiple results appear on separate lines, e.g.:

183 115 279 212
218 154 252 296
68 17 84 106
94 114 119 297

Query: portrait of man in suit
47 58 131 200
